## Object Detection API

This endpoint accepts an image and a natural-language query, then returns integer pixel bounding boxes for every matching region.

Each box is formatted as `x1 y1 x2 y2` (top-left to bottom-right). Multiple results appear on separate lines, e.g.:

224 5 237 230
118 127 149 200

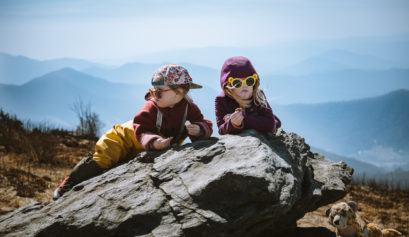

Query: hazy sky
1 0 408 61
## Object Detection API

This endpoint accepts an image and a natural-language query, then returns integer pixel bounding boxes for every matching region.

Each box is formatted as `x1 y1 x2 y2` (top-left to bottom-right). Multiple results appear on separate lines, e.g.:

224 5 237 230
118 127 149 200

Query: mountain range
311 147 385 173
275 89 409 164
2 52 408 105
0 53 103 85
123 36 409 73
312 147 409 187
83 62 220 91
0 68 219 131
1 51 408 171
277 50 399 76
262 68 409 104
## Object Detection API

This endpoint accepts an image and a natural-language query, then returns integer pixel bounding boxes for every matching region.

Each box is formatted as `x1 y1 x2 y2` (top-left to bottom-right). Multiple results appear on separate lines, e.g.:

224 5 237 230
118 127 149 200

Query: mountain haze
2 52 408 105
0 53 103 85
1 52 408 169
263 68 409 104
311 147 385 175
0 68 218 134
83 62 220 91
275 90 409 166
278 50 398 76
0 68 146 129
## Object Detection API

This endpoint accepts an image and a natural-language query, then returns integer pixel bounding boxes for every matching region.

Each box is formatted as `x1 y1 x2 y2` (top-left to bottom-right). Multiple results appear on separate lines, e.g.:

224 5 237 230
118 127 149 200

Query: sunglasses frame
148 88 172 99
227 74 258 89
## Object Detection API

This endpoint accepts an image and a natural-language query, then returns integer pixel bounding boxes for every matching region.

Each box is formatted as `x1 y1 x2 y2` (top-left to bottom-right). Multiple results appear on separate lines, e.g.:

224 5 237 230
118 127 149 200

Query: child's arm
133 101 169 150
185 123 201 137
215 96 244 135
242 101 280 132
152 137 173 150
186 103 213 141
230 108 244 127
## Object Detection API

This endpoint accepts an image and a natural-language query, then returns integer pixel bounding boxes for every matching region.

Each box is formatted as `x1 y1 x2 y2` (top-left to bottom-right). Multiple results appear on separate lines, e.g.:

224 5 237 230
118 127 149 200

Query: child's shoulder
215 92 236 105
143 99 158 109
215 92 230 103
186 100 201 112
137 100 159 115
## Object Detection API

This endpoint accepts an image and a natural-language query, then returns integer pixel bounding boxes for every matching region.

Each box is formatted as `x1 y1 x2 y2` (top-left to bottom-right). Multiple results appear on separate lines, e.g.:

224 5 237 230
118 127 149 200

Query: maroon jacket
215 56 281 135
215 92 281 135
133 99 213 150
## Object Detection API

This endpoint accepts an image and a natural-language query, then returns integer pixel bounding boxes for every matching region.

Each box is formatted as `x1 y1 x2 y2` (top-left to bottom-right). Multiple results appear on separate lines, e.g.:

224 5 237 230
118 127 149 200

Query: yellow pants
93 120 145 169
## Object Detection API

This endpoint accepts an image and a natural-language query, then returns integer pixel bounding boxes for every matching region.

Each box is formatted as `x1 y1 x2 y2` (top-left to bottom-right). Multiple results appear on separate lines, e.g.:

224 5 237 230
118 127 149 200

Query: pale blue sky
0 0 408 62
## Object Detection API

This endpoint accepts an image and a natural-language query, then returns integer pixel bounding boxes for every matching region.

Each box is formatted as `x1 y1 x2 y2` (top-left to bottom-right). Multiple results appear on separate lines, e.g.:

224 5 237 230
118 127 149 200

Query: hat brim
189 82 202 89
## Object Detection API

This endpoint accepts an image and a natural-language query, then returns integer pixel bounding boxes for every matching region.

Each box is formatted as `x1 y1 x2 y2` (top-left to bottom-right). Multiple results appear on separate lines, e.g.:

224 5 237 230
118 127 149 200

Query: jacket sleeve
215 96 243 135
243 101 280 132
187 103 213 141
133 101 162 150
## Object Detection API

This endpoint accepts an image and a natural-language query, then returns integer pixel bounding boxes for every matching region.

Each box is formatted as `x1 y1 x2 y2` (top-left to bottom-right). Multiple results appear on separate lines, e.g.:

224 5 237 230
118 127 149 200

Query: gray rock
0 129 353 237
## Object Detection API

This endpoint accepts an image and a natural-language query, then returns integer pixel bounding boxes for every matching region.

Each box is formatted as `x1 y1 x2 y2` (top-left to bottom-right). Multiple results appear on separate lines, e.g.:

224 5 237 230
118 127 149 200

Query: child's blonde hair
152 72 193 104
224 81 267 108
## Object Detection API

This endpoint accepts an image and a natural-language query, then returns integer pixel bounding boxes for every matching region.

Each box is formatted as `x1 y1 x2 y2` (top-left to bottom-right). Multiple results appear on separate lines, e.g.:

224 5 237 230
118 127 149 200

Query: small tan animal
325 201 402 237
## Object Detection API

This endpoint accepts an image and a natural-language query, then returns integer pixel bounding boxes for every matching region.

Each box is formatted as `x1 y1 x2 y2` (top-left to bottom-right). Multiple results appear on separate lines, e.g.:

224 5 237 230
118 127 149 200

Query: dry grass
0 135 95 215
0 109 408 236
297 184 409 236
2 135 408 236
0 109 97 215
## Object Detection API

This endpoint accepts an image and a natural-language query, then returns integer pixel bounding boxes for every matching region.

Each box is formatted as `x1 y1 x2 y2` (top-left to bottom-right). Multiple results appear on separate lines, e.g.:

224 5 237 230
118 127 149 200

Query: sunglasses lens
246 77 255 87
232 79 242 88
149 89 161 99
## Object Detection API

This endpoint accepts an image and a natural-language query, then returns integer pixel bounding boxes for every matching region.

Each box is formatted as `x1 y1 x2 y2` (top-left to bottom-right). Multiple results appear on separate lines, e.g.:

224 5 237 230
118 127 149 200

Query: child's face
231 82 253 100
152 86 184 108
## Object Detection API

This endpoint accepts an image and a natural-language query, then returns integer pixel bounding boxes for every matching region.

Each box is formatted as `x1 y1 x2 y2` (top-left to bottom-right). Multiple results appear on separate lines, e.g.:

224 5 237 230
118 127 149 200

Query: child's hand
223 114 231 122
153 137 173 150
186 124 200 136
230 110 244 127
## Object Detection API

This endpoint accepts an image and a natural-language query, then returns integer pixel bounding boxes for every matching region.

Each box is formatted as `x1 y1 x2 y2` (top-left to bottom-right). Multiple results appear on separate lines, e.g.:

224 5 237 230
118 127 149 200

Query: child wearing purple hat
53 65 213 200
215 56 281 135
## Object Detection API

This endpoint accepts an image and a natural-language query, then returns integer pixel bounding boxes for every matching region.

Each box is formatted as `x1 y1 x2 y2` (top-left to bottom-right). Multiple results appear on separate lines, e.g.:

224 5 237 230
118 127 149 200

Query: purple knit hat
220 56 259 88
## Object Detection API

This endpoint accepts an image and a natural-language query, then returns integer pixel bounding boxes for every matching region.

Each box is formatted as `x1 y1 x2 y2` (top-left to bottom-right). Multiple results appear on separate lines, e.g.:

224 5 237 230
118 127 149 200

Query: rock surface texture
0 129 353 237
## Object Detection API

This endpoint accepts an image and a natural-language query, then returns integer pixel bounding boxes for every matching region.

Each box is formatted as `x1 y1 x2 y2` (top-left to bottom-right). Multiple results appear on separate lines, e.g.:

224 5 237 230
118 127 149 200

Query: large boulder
0 129 353 237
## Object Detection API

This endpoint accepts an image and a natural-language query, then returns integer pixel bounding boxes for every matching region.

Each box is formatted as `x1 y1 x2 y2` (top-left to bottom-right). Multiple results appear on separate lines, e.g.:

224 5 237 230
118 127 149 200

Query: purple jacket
215 92 281 135
215 56 281 135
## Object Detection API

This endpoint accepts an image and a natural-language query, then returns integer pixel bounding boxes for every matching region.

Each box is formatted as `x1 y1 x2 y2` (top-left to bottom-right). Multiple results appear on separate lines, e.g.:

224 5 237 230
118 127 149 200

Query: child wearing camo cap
53 65 213 200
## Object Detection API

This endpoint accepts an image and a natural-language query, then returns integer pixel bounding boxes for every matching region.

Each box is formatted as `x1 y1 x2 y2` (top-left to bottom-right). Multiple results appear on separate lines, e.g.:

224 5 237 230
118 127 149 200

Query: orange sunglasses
148 88 172 99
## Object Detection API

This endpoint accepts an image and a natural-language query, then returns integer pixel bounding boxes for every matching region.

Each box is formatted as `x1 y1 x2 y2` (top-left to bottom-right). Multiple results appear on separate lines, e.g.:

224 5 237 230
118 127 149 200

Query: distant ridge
0 67 218 132
83 62 219 90
0 53 101 85
311 147 385 174
275 89 409 163
23 67 111 87
279 49 398 75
